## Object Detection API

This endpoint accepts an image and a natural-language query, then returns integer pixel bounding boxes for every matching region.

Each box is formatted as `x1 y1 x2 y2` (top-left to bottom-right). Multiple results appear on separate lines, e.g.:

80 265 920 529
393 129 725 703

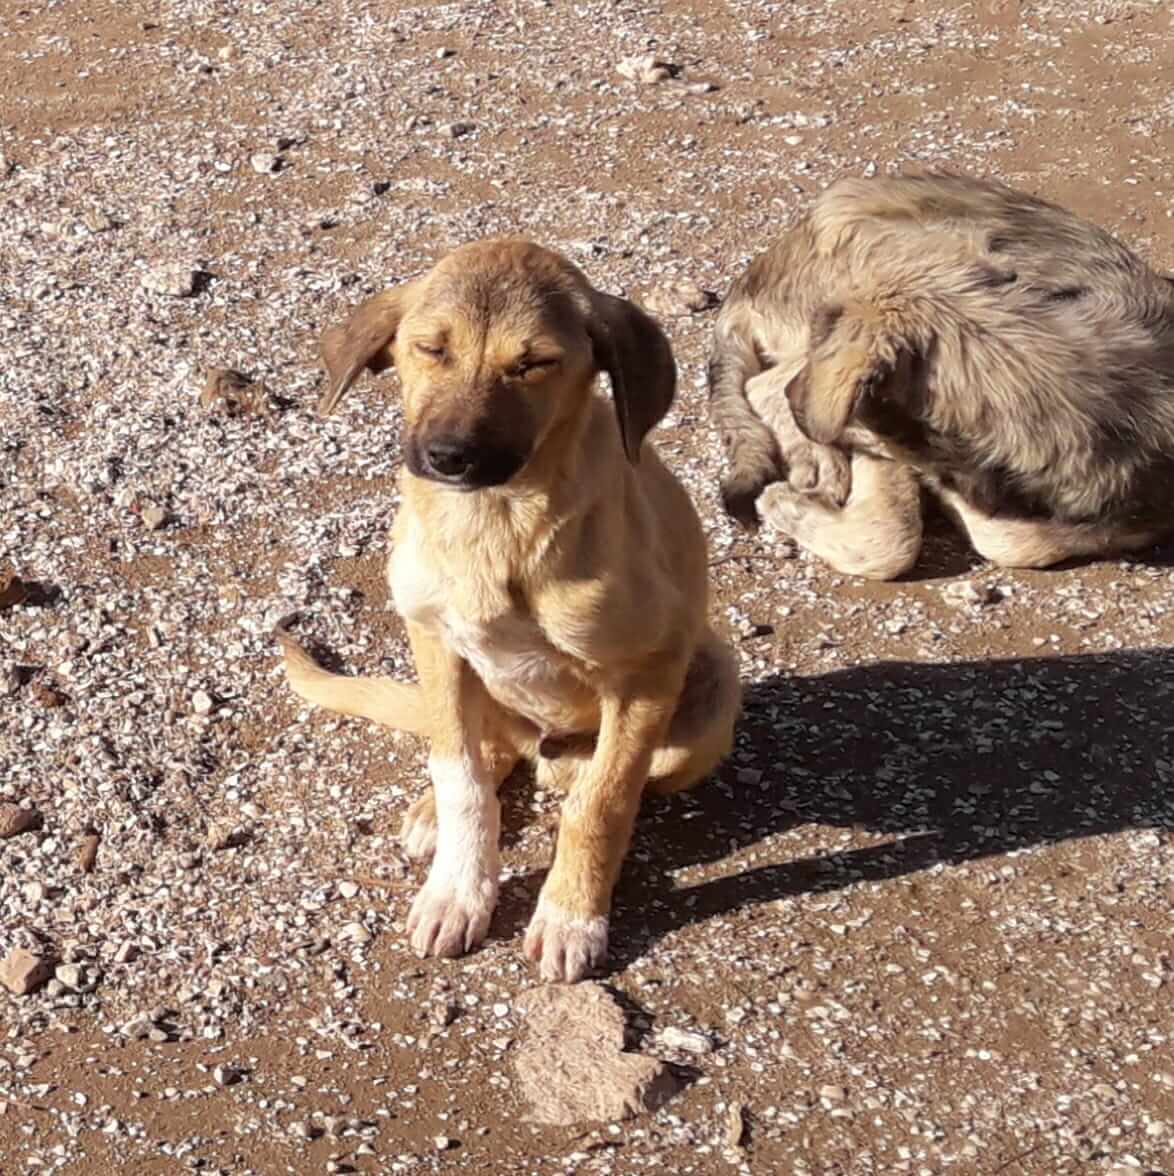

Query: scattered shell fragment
724 1101 747 1149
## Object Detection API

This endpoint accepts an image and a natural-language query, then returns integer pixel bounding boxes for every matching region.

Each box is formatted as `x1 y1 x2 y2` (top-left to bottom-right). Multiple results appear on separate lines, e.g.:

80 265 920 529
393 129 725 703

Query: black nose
425 439 476 480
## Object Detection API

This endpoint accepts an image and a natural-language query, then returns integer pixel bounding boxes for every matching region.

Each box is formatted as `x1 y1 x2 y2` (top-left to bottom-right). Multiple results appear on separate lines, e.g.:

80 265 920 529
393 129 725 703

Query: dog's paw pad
407 873 497 959
523 897 609 983
400 793 438 862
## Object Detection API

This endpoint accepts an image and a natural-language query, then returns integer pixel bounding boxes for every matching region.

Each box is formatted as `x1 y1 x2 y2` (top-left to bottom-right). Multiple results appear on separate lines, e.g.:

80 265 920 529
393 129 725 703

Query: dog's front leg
406 644 501 959
524 685 677 982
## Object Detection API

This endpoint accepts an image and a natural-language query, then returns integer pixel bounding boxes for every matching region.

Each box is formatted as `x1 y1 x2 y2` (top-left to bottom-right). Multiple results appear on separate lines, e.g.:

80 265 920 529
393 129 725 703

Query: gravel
2 0 1173 1172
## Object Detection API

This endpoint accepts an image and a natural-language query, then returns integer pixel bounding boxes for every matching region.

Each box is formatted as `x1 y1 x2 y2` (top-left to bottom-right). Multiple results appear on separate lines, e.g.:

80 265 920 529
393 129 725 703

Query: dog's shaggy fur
709 172 1174 578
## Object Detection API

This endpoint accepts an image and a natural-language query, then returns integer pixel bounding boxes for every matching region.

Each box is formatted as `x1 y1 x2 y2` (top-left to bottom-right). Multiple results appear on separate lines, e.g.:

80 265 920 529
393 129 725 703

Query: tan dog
278 240 739 982
709 172 1174 579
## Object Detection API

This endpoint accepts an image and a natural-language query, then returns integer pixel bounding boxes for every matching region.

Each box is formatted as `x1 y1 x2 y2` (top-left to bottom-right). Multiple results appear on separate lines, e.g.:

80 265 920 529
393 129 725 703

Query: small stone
657 1026 714 1056
0 568 31 609
206 823 250 851
55 963 88 990
114 942 139 965
338 922 372 945
81 210 115 233
943 579 997 607
76 828 100 874
432 999 459 1029
818 1084 848 1106
250 151 280 174
434 1136 454 1151
0 802 41 840
191 690 215 716
122 1014 153 1039
289 1120 319 1140
338 881 360 899
436 47 455 58
616 55 674 84
213 1065 242 1087
28 676 65 708
1 948 56 996
724 1101 746 1149
200 368 270 417
141 262 198 297
148 1028 170 1043
442 121 474 139
141 505 167 531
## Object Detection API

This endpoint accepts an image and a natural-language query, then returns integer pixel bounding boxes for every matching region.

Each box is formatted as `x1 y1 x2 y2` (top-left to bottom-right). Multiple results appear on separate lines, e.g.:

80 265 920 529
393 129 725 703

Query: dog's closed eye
415 341 447 360
512 356 560 379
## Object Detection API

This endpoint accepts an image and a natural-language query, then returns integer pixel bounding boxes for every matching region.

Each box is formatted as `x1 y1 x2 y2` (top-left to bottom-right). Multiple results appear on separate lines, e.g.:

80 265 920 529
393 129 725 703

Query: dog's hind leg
645 630 741 796
757 452 923 580
938 489 1165 568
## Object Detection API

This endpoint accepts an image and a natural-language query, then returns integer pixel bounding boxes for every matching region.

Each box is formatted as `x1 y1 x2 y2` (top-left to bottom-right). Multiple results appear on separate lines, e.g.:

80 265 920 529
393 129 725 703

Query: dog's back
710 172 1174 526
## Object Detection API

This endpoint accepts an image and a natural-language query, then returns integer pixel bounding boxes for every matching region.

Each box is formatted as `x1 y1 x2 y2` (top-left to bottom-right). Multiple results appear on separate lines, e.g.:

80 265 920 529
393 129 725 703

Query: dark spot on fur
1046 286 1086 303
809 304 845 349
973 263 1018 288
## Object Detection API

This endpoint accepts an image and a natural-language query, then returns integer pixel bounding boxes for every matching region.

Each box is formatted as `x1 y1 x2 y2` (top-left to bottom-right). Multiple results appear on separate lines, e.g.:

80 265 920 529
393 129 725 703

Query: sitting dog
278 239 740 982
709 171 1174 579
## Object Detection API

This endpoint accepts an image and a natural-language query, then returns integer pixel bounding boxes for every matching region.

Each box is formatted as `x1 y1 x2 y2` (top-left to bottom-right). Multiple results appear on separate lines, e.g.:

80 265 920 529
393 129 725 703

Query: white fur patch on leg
406 754 500 959
523 893 609 983
400 791 438 861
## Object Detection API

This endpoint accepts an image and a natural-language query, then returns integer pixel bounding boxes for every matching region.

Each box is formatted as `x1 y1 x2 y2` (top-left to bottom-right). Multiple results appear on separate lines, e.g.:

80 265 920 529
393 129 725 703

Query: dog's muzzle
407 433 528 489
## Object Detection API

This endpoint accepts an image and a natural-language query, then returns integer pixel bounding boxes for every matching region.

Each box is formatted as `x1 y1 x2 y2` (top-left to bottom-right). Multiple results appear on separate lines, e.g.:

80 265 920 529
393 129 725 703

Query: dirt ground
2 0 1173 1173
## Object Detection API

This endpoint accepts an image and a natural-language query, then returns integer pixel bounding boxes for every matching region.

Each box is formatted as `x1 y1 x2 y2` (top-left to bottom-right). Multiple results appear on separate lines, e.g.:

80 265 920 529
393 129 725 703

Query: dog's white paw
400 792 438 862
756 481 809 532
784 441 851 507
406 869 497 958
523 896 609 983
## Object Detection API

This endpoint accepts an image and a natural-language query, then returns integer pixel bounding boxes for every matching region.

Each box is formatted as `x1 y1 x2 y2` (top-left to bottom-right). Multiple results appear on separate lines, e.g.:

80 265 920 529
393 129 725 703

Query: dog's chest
388 548 581 724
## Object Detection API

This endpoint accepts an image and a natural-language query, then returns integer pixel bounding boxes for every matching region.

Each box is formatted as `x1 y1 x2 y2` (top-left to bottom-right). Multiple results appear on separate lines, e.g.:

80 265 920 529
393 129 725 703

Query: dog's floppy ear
586 291 677 463
317 282 418 416
786 303 909 444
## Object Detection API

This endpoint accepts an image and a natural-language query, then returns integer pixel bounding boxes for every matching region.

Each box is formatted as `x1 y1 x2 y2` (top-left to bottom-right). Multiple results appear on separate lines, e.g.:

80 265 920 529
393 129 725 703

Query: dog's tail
707 314 782 529
276 625 429 736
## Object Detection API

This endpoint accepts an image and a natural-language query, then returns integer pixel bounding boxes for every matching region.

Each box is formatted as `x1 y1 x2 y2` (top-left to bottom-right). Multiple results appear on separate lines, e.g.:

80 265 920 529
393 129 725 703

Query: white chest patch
388 547 577 729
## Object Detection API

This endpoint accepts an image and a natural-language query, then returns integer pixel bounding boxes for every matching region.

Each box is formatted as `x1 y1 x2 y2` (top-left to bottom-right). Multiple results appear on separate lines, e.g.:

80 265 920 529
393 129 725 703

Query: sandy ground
2 0 1173 1172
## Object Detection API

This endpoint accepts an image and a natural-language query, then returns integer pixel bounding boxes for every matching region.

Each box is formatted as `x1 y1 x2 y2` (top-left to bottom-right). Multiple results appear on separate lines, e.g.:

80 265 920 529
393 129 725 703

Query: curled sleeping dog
709 171 1174 579
278 239 740 983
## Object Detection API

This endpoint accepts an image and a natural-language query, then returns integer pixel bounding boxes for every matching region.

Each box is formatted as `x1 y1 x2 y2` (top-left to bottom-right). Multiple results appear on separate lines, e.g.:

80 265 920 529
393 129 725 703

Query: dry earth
2 0 1174 1173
